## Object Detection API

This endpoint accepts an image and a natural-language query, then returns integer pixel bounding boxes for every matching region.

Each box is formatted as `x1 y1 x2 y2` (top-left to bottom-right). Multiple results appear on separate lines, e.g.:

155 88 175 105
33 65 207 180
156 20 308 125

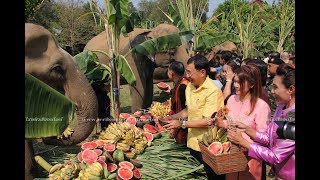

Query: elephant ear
25 73 76 139
132 30 194 56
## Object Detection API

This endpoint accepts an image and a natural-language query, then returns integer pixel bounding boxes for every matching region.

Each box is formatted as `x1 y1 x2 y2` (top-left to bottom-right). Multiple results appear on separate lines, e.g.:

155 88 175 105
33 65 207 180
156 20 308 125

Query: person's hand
215 116 227 128
225 66 235 81
233 121 248 130
164 86 171 93
227 129 244 145
163 120 182 130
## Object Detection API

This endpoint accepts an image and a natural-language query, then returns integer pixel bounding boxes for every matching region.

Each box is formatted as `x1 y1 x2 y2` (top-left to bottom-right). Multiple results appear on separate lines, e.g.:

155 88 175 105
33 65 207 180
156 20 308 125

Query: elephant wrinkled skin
25 23 98 179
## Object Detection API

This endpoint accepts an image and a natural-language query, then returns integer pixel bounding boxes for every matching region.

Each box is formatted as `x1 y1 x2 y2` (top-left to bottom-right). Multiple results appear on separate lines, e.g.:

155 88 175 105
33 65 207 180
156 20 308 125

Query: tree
25 0 45 21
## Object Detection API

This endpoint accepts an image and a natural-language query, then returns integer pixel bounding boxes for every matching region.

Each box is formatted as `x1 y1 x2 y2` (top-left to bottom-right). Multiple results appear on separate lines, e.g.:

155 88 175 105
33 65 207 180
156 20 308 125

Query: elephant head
25 23 98 145
84 24 190 112
205 41 239 62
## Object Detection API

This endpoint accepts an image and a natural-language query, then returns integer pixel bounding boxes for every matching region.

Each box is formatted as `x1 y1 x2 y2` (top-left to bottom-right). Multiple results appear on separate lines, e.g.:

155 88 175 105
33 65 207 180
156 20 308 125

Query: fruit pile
148 100 171 118
199 126 232 156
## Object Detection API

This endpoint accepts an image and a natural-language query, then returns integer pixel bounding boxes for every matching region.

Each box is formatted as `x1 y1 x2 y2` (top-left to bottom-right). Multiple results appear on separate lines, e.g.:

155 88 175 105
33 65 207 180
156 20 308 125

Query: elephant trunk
43 53 98 146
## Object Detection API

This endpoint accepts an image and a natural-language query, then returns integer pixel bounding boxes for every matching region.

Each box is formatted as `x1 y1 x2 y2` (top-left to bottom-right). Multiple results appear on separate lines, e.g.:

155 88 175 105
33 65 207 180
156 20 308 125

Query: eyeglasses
185 70 199 77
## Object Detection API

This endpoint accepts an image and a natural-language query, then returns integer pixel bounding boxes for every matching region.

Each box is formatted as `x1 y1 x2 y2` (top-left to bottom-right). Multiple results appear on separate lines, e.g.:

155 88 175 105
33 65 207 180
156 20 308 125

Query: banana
91 162 103 172
211 126 218 140
48 174 63 180
49 163 64 174
83 172 102 180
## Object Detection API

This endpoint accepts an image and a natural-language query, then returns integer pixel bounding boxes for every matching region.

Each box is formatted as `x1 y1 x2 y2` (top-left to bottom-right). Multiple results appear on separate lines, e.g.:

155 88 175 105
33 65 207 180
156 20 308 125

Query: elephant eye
51 64 64 74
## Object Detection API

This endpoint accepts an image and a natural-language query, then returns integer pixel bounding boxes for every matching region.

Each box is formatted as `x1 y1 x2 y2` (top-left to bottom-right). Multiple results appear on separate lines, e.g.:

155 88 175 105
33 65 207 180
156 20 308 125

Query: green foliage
25 0 44 21
25 73 75 139
116 55 136 86
74 50 111 85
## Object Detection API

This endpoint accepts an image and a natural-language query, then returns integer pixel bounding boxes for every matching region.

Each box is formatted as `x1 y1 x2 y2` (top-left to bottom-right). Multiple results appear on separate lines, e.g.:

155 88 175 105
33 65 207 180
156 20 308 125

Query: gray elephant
25 23 98 179
84 24 190 112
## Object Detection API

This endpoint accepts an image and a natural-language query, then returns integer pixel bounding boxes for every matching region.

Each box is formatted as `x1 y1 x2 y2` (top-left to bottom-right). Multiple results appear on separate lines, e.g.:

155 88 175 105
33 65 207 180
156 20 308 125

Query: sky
93 0 276 17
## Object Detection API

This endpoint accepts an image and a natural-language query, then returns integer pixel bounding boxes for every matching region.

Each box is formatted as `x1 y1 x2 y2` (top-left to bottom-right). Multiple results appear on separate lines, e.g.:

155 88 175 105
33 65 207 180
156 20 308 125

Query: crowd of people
162 50 295 180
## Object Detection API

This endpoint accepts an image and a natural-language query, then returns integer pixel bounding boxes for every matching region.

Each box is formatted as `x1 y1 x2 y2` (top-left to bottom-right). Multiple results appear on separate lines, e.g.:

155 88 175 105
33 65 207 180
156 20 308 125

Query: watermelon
117 167 133 180
155 122 166 132
140 115 151 121
143 132 153 141
94 139 105 148
208 142 223 156
81 141 98 150
94 149 103 156
98 160 108 168
157 82 169 90
113 149 125 162
98 155 106 162
107 163 118 173
126 116 137 126
104 143 116 153
222 141 232 153
119 161 134 171
133 111 143 117
132 166 141 179
103 151 114 162
77 151 83 162
82 149 99 164
120 113 131 119
158 118 170 127
143 124 158 134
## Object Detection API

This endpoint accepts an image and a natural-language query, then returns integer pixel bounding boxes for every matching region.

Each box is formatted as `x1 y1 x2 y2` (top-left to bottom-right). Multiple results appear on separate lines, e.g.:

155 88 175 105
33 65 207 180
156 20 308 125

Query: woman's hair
276 64 295 89
168 61 185 76
235 64 263 115
226 56 242 72
245 59 268 86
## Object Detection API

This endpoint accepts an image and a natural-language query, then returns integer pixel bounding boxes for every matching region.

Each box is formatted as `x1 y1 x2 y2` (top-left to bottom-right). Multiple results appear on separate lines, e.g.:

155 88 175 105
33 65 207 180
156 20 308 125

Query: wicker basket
199 142 249 175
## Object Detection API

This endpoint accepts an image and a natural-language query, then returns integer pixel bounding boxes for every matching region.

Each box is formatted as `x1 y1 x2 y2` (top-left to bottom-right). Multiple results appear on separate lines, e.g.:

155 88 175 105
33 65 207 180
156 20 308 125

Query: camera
275 109 295 140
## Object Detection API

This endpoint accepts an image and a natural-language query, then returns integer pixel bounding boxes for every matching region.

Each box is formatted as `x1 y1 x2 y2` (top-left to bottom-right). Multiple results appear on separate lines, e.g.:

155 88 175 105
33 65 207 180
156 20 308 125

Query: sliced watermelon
104 143 116 153
119 161 134 170
143 132 153 141
117 167 133 180
82 149 98 164
94 139 105 148
133 166 141 179
77 151 83 162
208 142 223 156
94 149 103 156
126 116 137 126
143 124 158 134
98 155 106 162
81 141 98 150
107 163 118 173
120 113 131 119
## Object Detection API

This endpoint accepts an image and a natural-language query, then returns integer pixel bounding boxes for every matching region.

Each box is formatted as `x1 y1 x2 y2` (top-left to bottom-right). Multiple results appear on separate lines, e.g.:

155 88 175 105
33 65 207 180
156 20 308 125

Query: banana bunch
48 162 81 180
123 129 136 146
133 138 148 152
98 122 125 141
57 127 74 139
149 101 171 118
76 162 103 180
116 142 131 152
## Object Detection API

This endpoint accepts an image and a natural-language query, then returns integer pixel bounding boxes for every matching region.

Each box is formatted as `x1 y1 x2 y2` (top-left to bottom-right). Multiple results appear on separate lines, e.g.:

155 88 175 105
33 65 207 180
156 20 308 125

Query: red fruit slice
133 166 141 179
104 143 116 153
97 160 108 168
140 115 151 121
107 163 118 173
118 161 134 171
94 149 103 156
158 118 170 127
120 113 131 119
117 167 133 180
82 149 98 164
157 82 169 90
208 142 223 156
133 111 143 117
94 139 105 148
81 141 98 150
77 152 83 162
222 141 232 153
143 132 153 141
155 122 166 132
143 124 158 134
98 155 106 162
126 116 137 126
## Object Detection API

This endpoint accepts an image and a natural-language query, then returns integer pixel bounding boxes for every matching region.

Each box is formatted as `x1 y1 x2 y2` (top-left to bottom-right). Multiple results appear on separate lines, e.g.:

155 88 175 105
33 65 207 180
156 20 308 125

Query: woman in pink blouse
216 64 271 180
227 64 295 180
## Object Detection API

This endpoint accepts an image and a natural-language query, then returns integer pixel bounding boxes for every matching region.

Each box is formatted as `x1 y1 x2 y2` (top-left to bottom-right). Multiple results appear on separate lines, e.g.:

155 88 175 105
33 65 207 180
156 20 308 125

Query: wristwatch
182 120 186 129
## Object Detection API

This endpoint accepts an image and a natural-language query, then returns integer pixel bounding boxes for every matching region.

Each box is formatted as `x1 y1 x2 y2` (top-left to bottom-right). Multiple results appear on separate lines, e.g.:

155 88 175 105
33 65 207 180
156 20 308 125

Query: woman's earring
289 94 292 100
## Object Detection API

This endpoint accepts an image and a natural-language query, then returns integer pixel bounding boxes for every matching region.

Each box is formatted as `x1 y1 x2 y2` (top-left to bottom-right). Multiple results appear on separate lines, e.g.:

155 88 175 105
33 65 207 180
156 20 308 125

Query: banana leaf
116 55 136 86
132 30 194 56
25 73 76 139
74 50 111 85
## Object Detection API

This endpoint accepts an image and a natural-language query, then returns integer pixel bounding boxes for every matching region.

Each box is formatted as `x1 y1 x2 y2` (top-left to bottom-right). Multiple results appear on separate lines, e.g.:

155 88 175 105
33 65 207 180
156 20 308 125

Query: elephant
25 23 98 179
84 23 190 113
204 40 239 62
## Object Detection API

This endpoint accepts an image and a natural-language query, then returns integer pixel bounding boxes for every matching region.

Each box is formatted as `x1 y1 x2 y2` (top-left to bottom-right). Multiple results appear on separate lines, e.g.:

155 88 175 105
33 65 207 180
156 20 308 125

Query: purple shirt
248 103 295 180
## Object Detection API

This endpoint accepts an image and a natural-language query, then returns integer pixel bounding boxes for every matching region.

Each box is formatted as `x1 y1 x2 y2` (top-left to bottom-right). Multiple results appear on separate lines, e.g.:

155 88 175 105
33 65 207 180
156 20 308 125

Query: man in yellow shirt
164 54 225 180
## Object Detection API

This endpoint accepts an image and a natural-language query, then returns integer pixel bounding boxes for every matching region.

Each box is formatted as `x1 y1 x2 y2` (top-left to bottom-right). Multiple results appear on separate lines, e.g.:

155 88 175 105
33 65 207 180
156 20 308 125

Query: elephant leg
25 140 34 180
